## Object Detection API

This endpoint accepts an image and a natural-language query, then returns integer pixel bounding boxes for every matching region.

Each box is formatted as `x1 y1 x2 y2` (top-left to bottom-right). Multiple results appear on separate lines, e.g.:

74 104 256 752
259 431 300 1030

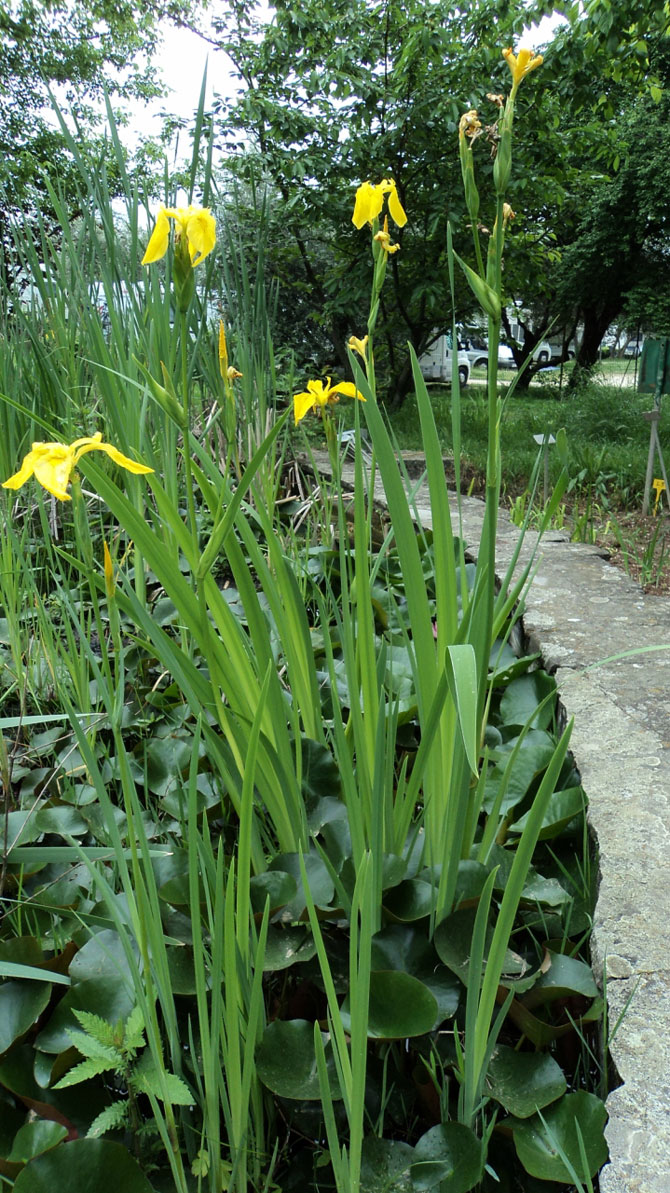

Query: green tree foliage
195 0 670 401
553 39 670 376
0 0 192 271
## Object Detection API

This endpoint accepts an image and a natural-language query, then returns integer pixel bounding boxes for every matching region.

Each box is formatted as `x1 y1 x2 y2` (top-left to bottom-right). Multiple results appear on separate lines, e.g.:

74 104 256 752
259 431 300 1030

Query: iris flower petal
2 435 153 502
141 207 172 265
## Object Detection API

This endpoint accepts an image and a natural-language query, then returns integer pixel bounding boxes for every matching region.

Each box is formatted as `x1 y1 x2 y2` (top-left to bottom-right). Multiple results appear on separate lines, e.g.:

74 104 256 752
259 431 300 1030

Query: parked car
549 342 576 363
624 339 643 358
465 342 516 371
533 341 552 366
419 334 470 386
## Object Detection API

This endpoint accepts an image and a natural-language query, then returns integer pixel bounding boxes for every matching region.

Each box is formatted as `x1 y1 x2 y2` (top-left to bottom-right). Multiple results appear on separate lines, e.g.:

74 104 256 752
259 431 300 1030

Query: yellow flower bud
348 335 369 360
103 541 116 602
373 216 400 254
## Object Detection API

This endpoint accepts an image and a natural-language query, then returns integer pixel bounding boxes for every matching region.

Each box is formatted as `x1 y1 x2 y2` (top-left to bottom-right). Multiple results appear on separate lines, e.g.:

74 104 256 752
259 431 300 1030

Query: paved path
452 498 670 1193
317 452 670 1193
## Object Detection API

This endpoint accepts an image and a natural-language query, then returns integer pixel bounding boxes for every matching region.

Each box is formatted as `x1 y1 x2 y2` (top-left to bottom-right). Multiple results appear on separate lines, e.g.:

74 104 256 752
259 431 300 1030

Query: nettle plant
53 1007 192 1140
0 44 608 1193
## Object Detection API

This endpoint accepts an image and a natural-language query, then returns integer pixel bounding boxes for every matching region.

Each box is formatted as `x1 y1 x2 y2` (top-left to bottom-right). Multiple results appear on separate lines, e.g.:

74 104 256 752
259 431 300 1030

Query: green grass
373 377 668 509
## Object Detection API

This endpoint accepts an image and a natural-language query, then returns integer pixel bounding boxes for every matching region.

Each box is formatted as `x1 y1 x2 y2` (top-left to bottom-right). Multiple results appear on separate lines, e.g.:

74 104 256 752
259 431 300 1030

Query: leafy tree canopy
0 0 194 267
188 0 670 399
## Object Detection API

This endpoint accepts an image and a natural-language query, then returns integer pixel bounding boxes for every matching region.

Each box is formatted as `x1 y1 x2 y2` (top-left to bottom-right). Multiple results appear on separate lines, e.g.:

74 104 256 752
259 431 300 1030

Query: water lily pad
32 807 89 837
522 952 599 1010
510 1091 608 1181
340 971 437 1039
383 878 436 921
142 736 192 798
452 861 490 908
499 673 556 729
359 1137 414 1192
483 738 556 816
434 907 491 986
486 1045 566 1118
299 738 342 803
369 926 460 1022
268 850 334 914
521 872 569 907
249 871 297 915
6 1120 68 1163
166 946 196 995
256 1019 342 1100
12 1138 156 1192
0 981 52 1055
35 978 135 1054
263 926 316 971
510 787 585 840
410 1122 482 1191
68 931 137 985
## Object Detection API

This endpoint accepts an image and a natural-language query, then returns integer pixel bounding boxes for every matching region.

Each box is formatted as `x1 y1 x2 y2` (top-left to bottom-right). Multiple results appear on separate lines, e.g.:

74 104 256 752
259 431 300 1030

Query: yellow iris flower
352 179 407 230
293 378 365 425
142 205 216 267
2 433 153 502
502 46 543 89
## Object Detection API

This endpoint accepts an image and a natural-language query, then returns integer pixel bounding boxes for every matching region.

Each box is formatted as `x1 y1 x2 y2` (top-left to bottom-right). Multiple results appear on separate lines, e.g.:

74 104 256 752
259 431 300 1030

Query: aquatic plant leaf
486 1045 566 1117
510 1091 608 1181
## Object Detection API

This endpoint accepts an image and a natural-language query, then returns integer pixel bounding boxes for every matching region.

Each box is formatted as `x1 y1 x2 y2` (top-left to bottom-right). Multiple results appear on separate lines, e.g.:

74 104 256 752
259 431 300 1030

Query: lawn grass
380 373 668 510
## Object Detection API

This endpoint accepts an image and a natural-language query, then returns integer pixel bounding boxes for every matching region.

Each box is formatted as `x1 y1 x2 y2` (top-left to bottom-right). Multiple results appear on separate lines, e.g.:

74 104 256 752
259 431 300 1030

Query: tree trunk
567 299 622 390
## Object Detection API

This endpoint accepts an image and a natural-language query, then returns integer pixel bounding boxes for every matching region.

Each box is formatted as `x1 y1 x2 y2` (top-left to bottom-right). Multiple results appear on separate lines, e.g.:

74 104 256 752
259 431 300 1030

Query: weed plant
0 52 611 1193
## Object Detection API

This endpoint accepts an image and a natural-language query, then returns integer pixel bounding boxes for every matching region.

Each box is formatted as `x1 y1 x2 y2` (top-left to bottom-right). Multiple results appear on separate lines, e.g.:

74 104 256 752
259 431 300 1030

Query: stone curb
425 496 670 1193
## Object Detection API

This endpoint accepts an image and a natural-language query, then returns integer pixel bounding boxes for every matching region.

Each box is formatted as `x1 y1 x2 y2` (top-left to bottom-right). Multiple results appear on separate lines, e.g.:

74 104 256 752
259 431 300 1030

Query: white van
419 333 470 386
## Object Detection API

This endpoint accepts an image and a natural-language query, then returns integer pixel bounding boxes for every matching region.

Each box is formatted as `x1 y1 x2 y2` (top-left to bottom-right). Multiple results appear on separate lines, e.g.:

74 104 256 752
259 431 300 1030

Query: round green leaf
7 1120 68 1162
523 952 599 1009
268 850 334 913
499 673 556 729
486 1045 566 1118
255 1020 342 1100
511 1091 608 1182
12 1138 156 1192
434 908 491 986
370 924 433 974
0 981 52 1055
166 946 196 995
383 878 436 921
370 926 460 1022
410 1123 482 1191
360 1136 414 1192
68 931 137 985
483 736 556 816
250 871 297 915
299 738 342 802
341 972 437 1039
35 978 135 1054
510 787 585 840
263 926 316 972
453 861 490 908
142 736 192 798
33 807 89 837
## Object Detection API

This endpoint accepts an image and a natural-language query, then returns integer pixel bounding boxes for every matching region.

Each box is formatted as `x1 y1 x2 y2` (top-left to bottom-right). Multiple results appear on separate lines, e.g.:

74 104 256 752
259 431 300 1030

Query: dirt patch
595 509 670 595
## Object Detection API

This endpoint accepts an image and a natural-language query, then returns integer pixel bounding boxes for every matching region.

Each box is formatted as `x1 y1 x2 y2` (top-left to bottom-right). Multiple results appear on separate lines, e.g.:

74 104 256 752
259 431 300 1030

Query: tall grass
0 62 596 1193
